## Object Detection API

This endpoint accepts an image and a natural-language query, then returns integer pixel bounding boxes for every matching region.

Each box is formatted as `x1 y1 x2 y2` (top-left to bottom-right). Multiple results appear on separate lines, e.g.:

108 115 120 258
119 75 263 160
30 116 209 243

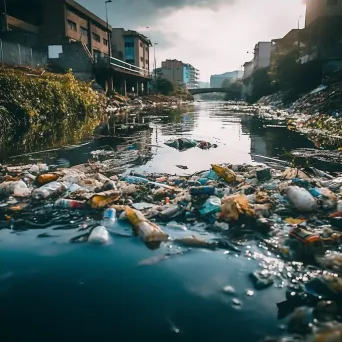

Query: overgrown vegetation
0 66 105 130
0 66 106 155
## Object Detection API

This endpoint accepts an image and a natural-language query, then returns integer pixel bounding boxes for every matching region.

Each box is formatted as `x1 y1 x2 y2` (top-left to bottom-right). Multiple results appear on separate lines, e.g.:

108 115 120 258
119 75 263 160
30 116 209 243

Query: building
243 61 254 79
300 0 342 69
111 28 151 72
305 0 342 26
160 59 199 88
253 42 272 70
2 0 112 57
210 70 242 88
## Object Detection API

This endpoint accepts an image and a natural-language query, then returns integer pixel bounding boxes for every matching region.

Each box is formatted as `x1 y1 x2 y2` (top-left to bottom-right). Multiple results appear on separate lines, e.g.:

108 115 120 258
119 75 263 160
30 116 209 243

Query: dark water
0 102 319 341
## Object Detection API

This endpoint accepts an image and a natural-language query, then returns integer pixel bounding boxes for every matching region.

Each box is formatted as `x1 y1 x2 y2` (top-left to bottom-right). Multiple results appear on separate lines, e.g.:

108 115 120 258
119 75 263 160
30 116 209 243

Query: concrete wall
161 59 184 85
306 0 342 26
49 42 93 80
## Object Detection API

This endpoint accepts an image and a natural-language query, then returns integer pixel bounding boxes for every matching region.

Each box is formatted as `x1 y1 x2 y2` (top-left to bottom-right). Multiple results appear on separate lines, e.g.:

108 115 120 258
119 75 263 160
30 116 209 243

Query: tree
154 78 175 96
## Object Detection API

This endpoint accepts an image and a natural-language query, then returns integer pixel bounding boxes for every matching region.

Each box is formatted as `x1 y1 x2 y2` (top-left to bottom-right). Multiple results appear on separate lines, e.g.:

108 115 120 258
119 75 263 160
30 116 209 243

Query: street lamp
105 0 112 61
154 42 158 93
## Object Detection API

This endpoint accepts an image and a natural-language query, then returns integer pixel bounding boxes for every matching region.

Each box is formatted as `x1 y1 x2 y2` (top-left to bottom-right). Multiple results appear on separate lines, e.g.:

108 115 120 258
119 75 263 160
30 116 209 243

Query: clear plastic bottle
88 226 109 244
101 208 117 229
32 181 66 200
0 181 30 197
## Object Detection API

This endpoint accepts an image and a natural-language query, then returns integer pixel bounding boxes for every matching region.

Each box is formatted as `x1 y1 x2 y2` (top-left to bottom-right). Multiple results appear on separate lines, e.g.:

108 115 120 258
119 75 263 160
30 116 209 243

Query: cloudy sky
78 0 306 81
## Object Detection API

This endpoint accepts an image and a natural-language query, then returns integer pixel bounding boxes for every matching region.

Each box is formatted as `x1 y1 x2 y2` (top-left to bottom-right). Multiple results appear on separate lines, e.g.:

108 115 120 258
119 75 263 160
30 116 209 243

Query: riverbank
253 80 342 147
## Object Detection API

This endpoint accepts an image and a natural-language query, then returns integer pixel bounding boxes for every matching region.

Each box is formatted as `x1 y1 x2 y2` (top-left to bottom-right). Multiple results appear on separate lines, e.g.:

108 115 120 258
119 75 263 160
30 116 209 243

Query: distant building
243 61 254 79
111 28 151 72
160 59 199 88
253 42 272 70
210 70 242 88
2 0 112 57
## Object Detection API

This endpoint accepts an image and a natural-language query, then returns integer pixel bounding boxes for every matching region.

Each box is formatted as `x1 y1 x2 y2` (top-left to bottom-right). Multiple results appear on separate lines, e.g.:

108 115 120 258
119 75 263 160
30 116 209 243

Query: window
140 42 143 48
80 26 88 37
103 38 108 46
146 59 148 64
67 20 77 32
140 56 144 62
145 46 149 52
124 41 134 48
327 0 338 5
92 32 100 42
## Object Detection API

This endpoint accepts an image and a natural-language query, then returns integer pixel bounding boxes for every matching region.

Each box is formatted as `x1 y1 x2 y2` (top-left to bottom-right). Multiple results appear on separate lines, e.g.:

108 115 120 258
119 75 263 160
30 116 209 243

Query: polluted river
2 101 342 342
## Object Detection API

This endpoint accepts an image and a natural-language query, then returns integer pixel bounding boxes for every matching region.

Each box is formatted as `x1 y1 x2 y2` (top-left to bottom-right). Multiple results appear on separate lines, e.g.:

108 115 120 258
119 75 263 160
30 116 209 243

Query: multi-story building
111 28 151 72
160 59 199 88
243 61 254 79
2 0 111 57
253 42 272 70
300 0 342 67
305 0 342 26
210 70 242 88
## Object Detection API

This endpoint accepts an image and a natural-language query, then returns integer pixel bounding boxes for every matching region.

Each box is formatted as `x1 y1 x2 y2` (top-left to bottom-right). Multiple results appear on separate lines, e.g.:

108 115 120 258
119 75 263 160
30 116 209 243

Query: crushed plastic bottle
32 181 66 200
55 199 86 209
211 164 236 183
0 181 30 197
189 186 217 196
199 196 221 215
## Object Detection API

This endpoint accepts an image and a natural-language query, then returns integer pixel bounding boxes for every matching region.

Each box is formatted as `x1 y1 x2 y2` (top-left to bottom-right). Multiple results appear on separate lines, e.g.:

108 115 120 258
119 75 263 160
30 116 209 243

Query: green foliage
247 67 274 103
154 78 175 96
0 67 106 128
221 78 232 87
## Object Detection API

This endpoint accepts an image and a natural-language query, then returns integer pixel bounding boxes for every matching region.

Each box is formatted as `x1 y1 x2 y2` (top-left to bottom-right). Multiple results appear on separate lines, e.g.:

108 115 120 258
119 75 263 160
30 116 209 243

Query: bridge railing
94 54 151 78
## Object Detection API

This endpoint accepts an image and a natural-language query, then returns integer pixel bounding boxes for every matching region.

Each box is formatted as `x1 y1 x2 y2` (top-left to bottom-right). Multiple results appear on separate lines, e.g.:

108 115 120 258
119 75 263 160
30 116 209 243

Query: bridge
188 87 239 96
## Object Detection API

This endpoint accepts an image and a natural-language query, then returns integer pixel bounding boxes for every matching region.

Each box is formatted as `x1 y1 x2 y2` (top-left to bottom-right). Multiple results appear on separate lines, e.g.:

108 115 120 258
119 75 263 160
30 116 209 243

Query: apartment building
111 28 151 71
2 0 111 56
160 59 199 88
253 42 272 70
305 0 342 26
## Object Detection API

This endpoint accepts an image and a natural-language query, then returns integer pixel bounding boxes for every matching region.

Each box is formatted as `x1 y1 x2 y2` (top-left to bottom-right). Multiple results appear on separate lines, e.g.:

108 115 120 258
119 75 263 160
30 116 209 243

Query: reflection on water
0 102 320 342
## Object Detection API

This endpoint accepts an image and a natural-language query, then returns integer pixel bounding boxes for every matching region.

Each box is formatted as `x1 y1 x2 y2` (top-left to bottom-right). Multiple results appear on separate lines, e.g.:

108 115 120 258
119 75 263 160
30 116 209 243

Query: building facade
160 59 199 88
210 70 242 88
305 0 342 26
111 28 151 72
253 42 272 70
2 0 111 56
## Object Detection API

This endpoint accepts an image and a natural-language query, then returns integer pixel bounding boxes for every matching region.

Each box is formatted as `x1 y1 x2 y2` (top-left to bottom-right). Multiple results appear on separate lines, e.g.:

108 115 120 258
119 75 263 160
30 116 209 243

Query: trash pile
4 160 342 339
164 138 218 151
106 93 191 113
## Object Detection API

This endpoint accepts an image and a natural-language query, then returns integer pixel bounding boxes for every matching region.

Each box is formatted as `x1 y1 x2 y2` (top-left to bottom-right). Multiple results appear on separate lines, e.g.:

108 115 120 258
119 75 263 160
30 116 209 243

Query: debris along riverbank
252 79 342 147
3 158 342 339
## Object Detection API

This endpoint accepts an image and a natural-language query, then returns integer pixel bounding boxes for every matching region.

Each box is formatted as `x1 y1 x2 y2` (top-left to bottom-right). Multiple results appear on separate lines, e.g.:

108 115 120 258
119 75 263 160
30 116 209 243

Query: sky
77 0 306 82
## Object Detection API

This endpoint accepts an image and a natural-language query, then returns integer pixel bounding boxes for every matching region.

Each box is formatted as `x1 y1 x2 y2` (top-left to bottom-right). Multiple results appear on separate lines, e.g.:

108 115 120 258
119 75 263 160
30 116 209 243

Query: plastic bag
220 194 255 221
286 186 317 212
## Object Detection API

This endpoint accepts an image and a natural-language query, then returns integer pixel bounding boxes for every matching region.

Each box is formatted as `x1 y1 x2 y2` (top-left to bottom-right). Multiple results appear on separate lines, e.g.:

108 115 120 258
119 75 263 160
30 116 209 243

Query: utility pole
298 15 303 59
105 0 112 63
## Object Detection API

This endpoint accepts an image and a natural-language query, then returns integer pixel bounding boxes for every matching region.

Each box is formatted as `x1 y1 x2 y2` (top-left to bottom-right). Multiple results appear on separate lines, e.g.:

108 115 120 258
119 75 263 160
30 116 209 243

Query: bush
0 67 106 130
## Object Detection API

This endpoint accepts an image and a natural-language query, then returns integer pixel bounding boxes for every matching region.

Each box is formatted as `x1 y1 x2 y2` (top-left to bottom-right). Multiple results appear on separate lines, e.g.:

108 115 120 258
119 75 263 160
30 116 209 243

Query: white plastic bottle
286 186 317 212
101 208 117 229
32 181 66 200
88 226 109 244
0 181 30 197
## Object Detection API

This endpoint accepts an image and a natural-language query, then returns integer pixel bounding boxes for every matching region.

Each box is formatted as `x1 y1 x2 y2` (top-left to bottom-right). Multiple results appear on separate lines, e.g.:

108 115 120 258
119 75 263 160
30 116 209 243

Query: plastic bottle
0 181 30 197
199 196 221 215
55 199 86 209
36 173 59 185
101 208 117 229
211 164 236 183
189 186 217 196
124 176 149 184
337 200 342 212
88 226 109 244
32 181 66 200
286 186 317 212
